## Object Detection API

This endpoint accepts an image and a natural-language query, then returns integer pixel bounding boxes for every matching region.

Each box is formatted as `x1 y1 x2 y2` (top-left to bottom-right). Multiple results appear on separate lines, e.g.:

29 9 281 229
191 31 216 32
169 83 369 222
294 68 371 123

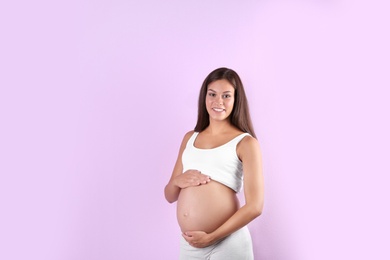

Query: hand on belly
175 169 211 188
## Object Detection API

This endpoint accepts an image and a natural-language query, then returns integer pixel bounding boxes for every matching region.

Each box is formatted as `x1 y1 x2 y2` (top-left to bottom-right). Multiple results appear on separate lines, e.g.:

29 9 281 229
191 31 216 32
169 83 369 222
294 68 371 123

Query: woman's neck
205 119 235 135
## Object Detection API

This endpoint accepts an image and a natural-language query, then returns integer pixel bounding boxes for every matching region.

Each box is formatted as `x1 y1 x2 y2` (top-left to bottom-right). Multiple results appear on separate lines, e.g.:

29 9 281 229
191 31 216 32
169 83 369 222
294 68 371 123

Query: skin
164 79 264 248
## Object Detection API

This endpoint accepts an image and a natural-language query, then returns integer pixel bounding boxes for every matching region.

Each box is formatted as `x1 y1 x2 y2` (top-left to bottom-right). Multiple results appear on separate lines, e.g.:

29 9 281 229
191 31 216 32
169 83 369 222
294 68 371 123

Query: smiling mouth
212 108 225 112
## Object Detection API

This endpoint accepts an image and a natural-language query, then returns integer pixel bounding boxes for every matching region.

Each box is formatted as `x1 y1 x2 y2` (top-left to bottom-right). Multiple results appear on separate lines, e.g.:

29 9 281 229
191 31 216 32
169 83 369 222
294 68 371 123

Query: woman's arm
164 131 211 203
183 135 264 247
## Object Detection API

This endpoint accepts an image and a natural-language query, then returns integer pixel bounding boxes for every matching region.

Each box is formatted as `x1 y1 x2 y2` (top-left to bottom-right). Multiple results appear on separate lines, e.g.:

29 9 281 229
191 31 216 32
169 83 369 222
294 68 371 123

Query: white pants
179 226 254 260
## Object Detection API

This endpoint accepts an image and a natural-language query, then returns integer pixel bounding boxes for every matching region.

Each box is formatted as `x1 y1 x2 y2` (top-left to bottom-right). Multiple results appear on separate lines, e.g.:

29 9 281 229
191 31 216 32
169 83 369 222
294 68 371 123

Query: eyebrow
207 89 232 93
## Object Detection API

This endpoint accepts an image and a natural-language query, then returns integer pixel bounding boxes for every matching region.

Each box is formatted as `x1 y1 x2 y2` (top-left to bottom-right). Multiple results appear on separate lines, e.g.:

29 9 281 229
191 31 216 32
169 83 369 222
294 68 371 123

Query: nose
216 96 223 105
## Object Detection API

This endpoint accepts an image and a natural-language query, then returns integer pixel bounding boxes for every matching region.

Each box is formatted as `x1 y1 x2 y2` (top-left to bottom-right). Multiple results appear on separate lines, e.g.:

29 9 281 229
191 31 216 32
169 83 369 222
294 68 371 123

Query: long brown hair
194 67 257 138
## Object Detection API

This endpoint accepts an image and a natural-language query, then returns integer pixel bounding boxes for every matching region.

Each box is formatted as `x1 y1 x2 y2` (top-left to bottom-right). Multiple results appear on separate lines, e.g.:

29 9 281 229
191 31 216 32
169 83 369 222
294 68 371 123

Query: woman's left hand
182 231 214 248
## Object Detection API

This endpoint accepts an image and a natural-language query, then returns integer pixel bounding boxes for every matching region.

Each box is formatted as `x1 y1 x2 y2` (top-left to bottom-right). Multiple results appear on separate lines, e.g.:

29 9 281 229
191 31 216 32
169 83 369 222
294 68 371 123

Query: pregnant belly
177 180 240 233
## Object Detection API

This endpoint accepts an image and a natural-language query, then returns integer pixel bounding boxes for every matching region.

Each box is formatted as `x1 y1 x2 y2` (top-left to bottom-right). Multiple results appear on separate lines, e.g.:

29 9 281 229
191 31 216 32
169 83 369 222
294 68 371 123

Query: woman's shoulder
237 134 261 161
231 128 253 140
177 130 196 151
181 130 196 144
184 130 196 138
237 133 259 150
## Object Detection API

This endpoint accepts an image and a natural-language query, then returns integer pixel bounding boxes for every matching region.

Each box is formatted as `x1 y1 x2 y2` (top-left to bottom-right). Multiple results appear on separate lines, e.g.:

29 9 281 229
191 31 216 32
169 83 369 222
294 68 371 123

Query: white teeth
213 108 224 112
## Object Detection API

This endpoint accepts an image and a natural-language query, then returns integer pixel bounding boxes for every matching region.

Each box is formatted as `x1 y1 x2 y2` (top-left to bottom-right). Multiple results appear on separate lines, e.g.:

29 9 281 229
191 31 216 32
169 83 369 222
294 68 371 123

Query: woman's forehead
207 79 235 91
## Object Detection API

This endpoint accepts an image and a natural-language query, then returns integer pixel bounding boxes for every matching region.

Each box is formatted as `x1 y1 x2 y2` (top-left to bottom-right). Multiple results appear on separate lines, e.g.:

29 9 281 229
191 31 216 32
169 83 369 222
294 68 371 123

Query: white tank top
181 132 250 192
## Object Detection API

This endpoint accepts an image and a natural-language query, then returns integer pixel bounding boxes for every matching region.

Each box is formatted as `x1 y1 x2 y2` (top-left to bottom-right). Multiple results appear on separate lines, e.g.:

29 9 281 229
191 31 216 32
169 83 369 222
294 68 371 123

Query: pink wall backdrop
1 0 389 259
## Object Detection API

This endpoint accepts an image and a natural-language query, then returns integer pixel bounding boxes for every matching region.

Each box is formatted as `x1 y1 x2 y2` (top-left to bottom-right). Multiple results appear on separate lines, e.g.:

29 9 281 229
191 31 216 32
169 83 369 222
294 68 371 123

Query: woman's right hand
174 170 211 189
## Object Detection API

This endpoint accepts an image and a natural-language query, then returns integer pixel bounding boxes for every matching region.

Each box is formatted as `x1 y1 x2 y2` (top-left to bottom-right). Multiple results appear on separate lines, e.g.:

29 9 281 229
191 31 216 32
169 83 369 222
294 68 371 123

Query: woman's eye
223 95 231 98
208 93 216 97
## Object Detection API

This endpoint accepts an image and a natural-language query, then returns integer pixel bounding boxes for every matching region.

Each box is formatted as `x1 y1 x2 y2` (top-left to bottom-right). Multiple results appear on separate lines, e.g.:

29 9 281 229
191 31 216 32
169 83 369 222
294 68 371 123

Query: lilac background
1 0 389 259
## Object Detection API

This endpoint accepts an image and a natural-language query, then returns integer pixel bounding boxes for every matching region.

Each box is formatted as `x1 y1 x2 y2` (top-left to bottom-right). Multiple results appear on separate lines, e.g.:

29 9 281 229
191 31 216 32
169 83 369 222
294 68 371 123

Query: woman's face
205 79 235 122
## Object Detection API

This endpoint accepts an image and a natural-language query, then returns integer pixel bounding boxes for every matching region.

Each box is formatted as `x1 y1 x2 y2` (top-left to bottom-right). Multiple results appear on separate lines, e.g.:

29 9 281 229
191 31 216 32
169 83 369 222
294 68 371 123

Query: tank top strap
230 133 251 147
186 131 199 147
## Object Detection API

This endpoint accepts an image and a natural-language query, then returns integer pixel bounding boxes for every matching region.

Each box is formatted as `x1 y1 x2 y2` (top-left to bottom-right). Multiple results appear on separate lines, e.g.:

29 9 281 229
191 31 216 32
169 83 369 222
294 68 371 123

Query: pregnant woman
164 67 264 259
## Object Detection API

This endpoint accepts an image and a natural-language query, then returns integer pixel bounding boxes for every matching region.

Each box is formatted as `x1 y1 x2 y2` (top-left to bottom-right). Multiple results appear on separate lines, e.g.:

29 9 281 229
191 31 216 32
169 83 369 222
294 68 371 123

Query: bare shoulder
240 134 259 148
178 130 195 149
237 135 261 160
182 130 195 142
